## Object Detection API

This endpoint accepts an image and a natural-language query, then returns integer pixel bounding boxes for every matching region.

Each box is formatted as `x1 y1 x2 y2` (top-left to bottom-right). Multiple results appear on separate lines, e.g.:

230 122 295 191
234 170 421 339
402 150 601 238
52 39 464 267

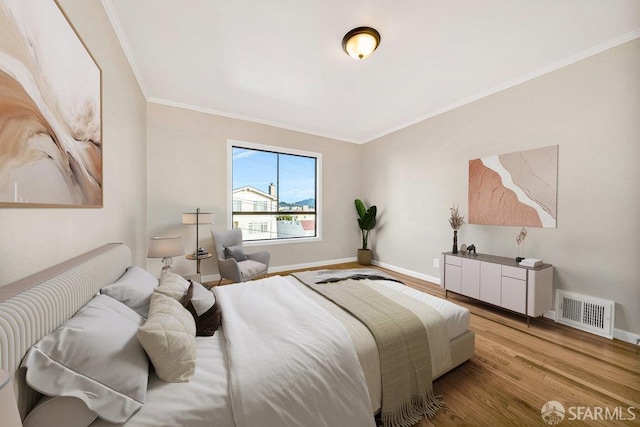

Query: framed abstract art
0 0 102 208
469 145 558 228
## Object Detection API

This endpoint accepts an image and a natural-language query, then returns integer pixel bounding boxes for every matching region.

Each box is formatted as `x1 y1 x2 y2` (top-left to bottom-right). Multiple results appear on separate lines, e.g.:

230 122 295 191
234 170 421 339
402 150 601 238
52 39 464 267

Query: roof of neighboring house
232 186 277 201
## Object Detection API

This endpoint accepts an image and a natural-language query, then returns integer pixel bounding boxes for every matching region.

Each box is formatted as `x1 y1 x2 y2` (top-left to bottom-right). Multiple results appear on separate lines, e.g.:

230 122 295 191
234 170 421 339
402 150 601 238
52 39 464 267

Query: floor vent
556 290 614 339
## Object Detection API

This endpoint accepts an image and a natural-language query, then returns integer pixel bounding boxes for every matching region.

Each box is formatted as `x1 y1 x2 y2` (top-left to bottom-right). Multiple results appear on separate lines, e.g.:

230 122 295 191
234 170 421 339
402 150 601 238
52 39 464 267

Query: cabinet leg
527 316 530 327
445 290 448 299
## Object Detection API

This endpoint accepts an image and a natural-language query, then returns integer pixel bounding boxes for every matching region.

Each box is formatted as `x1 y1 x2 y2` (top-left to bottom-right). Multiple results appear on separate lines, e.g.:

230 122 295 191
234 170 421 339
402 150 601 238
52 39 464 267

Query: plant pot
357 249 372 266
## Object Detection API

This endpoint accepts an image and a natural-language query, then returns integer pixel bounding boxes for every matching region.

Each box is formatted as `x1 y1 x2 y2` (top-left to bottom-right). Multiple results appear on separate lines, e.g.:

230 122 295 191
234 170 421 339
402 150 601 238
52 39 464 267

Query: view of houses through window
231 144 319 242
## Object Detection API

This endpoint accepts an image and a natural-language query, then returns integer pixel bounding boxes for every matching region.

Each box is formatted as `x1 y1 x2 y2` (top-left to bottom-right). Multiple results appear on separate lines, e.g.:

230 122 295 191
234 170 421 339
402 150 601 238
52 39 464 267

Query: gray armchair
211 229 270 285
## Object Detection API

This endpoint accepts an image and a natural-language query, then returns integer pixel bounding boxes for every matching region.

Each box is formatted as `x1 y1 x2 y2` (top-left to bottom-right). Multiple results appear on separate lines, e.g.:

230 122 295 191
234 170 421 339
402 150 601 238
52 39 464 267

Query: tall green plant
355 199 377 250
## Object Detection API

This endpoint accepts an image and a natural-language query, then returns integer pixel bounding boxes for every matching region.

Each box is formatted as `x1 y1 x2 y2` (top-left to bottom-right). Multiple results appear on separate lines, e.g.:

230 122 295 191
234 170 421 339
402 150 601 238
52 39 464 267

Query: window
253 200 268 211
229 141 321 243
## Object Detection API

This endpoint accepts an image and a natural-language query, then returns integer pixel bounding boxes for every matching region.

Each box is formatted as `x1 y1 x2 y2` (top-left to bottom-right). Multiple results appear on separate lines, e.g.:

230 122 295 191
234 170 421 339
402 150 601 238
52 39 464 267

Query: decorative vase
452 230 458 254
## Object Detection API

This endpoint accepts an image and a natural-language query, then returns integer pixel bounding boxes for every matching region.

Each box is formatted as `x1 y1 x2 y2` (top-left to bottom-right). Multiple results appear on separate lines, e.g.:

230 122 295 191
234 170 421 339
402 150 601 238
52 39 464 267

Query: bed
0 243 474 426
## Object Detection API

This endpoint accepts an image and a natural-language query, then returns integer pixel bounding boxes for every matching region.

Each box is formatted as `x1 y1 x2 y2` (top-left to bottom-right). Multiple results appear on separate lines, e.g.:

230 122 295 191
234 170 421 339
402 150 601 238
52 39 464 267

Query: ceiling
102 0 640 143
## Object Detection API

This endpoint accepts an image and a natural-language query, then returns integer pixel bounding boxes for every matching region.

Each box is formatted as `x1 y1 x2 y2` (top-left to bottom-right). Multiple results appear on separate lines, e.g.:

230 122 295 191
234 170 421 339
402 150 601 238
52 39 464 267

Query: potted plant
355 199 377 265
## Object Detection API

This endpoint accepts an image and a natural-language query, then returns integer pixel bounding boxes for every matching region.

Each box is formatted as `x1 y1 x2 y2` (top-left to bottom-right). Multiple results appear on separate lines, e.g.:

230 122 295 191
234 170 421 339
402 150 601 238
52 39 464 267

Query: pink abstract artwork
0 0 101 207
469 145 558 228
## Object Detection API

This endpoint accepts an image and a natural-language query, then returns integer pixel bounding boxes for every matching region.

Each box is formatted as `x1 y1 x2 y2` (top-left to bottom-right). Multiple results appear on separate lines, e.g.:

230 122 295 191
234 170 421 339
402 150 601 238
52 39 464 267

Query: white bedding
286 275 465 411
91 333 233 427
91 274 470 426
216 277 375 427
373 279 470 340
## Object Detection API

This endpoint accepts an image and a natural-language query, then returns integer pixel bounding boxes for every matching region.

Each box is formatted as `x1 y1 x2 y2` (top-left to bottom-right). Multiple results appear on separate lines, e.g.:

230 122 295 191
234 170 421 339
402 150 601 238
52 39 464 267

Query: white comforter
91 333 234 427
215 276 376 427
92 274 469 427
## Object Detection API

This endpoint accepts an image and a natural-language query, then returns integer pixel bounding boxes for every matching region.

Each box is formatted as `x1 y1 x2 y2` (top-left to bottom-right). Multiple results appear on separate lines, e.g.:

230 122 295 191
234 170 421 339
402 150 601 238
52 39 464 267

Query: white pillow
137 292 197 383
101 266 158 317
23 395 97 427
21 295 149 424
155 270 191 304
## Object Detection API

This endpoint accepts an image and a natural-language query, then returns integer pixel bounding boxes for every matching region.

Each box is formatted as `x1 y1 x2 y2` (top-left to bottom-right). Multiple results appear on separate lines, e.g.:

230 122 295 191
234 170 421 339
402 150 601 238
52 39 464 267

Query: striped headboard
0 243 131 419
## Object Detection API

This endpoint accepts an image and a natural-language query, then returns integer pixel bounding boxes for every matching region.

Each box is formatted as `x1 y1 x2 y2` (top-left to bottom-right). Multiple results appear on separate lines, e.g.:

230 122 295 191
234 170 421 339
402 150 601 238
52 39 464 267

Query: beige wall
146 103 361 277
362 39 640 334
2 2 635 338
0 1 147 286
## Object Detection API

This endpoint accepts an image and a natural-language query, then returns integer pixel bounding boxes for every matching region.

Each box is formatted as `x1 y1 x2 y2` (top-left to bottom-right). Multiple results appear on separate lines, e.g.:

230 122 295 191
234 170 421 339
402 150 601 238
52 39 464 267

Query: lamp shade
182 212 214 225
147 237 184 258
0 370 22 427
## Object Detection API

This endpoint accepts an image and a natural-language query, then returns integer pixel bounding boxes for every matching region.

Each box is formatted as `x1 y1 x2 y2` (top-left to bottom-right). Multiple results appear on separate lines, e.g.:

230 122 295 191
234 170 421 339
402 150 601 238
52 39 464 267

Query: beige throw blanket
294 271 444 427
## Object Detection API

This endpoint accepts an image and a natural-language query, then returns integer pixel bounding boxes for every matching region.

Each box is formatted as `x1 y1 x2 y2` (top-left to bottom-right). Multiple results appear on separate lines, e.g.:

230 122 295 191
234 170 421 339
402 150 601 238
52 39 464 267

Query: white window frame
227 139 322 246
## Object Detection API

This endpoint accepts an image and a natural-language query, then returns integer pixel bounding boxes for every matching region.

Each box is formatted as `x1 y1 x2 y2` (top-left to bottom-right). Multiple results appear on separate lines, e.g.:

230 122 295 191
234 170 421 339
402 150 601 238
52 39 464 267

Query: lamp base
161 256 174 272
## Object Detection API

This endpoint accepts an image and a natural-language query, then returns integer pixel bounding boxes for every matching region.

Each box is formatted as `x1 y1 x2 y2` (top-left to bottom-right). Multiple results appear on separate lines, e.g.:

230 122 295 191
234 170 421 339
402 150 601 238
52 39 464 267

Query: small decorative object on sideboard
460 243 468 255
519 258 543 268
466 244 477 256
516 227 527 261
449 204 465 254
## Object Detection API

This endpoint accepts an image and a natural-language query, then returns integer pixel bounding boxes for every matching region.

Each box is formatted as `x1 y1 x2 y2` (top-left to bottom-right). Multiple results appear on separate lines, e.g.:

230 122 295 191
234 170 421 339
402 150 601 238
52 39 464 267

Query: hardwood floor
214 263 640 426
410 290 640 426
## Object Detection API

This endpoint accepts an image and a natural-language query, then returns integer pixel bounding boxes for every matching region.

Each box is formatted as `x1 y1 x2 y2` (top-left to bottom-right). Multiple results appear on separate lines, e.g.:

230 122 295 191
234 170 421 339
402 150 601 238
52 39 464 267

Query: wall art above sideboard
0 0 102 208
468 145 558 228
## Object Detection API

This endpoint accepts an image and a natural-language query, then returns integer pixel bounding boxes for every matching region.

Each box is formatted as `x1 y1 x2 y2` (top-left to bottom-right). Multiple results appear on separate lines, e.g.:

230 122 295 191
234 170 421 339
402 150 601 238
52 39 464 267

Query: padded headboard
0 243 131 419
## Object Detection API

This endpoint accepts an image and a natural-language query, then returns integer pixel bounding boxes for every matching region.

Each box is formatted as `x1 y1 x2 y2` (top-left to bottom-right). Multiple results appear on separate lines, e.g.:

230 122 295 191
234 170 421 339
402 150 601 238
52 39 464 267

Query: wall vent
556 290 614 339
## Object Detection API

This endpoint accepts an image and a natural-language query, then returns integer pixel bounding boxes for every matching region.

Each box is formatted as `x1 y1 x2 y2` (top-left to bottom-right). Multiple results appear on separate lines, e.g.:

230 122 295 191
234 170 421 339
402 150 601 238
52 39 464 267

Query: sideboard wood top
443 252 552 270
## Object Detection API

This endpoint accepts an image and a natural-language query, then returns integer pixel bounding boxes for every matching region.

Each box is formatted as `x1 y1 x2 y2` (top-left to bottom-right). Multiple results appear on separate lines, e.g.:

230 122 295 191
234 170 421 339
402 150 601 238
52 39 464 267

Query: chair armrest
217 257 242 283
246 251 270 268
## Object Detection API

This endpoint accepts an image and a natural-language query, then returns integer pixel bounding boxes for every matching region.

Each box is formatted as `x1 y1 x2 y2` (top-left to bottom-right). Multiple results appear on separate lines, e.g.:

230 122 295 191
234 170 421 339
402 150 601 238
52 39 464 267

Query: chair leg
217 277 223 286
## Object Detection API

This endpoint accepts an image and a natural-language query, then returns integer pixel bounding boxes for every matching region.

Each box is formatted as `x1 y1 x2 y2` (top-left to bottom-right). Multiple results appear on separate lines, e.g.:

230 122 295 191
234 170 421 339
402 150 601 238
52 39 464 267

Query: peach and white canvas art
468 145 558 228
0 0 101 207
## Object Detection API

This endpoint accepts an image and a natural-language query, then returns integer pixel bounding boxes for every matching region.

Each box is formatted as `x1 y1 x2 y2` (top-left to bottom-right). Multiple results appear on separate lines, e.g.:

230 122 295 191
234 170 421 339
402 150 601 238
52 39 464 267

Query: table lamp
0 369 22 427
147 236 184 271
182 208 214 256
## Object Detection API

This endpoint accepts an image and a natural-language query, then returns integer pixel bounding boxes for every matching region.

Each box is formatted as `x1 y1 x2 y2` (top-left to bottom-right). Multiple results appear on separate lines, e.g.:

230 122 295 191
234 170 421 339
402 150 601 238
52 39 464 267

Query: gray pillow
101 266 158 317
21 295 149 424
224 245 247 262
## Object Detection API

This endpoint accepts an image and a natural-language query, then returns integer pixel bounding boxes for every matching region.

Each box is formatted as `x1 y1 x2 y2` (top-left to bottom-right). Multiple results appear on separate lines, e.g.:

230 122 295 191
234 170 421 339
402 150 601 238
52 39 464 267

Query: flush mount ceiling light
342 27 381 60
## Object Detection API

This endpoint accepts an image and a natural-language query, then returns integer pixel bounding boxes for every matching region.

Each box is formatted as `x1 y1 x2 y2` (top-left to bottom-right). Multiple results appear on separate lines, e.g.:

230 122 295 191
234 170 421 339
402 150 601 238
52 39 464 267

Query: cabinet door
480 262 501 306
445 264 462 293
461 258 480 299
501 277 526 314
528 267 553 317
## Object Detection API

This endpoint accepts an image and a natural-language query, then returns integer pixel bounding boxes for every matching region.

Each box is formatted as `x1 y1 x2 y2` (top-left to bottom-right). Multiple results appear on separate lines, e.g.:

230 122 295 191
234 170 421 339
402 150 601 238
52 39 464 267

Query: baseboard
201 273 220 283
613 328 640 346
542 310 638 345
371 260 441 286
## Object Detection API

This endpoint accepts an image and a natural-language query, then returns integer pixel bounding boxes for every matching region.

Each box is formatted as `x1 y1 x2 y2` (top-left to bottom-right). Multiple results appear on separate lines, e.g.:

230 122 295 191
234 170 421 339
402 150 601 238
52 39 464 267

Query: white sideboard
441 252 553 325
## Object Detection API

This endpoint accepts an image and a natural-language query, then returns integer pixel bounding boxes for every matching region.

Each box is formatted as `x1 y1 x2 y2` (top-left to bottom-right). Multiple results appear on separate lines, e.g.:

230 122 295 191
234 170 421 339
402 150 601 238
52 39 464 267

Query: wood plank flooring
213 263 640 426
